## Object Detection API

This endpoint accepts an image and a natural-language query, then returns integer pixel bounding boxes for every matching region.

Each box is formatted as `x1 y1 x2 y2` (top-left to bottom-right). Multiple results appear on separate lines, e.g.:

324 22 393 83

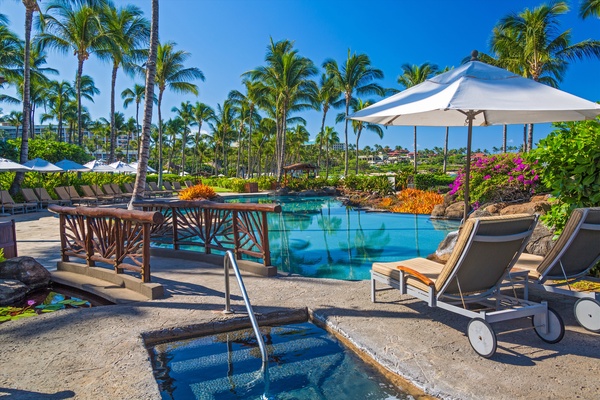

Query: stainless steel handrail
223 250 269 369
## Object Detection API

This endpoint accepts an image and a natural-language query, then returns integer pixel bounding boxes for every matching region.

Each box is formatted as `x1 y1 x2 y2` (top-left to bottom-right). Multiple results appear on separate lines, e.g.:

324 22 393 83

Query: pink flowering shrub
448 153 539 205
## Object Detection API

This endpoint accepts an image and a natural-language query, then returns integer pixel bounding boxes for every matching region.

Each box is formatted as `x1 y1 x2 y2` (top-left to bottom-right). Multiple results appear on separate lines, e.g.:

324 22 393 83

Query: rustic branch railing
48 205 164 283
133 199 282 267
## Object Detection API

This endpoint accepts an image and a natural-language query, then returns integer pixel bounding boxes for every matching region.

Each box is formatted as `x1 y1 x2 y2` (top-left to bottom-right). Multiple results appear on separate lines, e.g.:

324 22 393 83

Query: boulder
526 222 554 256
431 204 446 217
530 194 550 203
0 256 51 290
444 202 465 220
484 202 507 214
431 229 459 264
322 186 337 195
0 279 28 306
499 201 551 216
469 208 492 219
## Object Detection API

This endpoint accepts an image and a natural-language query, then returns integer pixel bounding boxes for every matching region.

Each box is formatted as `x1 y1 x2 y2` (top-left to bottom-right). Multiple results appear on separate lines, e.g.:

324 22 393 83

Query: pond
226 196 459 280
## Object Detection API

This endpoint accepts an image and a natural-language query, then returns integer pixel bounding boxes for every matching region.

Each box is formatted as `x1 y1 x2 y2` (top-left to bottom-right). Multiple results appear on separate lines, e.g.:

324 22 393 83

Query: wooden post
114 218 122 274
232 210 241 260
142 223 151 283
172 209 179 250
203 208 211 254
85 217 95 267
262 211 271 267
59 214 68 262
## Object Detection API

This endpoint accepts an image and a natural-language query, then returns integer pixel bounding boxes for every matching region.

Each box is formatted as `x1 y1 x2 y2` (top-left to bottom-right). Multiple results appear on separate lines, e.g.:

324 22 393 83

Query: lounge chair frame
371 214 565 357
510 208 600 332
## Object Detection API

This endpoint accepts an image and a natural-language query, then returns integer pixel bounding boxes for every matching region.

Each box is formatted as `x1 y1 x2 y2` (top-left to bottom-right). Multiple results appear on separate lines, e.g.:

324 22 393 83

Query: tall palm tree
397 62 439 174
323 50 384 176
98 1 149 163
190 101 215 174
492 1 600 151
121 83 151 150
43 80 74 141
130 0 158 207
315 73 341 170
37 0 109 146
316 126 339 179
245 38 317 180
171 101 193 174
154 41 204 185
0 18 22 86
337 98 384 174
2 110 23 137
580 0 600 18
209 100 236 176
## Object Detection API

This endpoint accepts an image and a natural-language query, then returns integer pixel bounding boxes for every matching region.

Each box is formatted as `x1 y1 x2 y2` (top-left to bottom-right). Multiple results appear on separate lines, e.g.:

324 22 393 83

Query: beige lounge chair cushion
373 258 445 292
513 252 543 279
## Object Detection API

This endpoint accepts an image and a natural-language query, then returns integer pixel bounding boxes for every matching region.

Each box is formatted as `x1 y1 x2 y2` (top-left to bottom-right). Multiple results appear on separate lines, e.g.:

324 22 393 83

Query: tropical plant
324 50 384 176
154 41 204 185
190 101 215 174
40 80 74 141
315 126 339 179
178 183 216 200
171 101 193 174
315 73 341 169
97 1 149 163
391 189 444 214
580 0 600 19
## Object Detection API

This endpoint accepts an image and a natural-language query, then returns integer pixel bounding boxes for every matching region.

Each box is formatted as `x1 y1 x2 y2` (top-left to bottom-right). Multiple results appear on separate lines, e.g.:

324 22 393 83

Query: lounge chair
148 182 171 197
102 184 124 202
185 180 194 188
57 186 97 206
371 214 565 357
173 181 184 191
163 181 178 194
111 183 133 199
38 187 70 206
91 184 118 203
21 188 41 211
81 185 111 203
510 208 600 332
0 190 32 214
123 182 151 199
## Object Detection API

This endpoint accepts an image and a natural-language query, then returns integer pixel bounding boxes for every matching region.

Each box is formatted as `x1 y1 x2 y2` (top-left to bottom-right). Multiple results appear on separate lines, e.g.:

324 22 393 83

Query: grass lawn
211 186 233 193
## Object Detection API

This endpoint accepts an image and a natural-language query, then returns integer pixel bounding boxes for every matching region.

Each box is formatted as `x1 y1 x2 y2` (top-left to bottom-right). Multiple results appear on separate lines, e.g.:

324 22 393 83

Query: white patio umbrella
350 52 600 220
0 157 30 172
84 160 115 173
23 158 63 172
129 161 156 173
108 161 136 173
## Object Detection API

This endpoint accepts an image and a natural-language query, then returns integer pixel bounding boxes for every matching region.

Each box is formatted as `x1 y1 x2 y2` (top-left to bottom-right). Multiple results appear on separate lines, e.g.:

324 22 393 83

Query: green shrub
414 173 455 191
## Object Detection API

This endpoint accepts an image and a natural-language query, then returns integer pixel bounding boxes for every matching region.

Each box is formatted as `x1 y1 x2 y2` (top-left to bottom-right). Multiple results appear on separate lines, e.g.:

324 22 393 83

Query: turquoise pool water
149 322 411 399
227 196 459 281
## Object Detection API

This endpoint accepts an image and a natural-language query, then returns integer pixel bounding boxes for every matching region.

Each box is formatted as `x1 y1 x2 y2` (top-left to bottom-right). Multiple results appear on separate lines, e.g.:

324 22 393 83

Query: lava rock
0 256 51 290
0 279 28 306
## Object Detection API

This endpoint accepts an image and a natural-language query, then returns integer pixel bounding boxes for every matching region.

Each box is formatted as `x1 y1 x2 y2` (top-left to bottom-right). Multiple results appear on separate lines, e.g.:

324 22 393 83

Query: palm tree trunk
109 63 118 163
317 107 327 168
413 125 417 175
195 123 202 174
157 91 164 186
443 126 449 174
247 108 253 178
355 129 362 174
29 106 35 138
523 124 527 152
135 100 140 157
325 141 330 179
502 124 507 153
130 0 158 208
58 112 63 143
236 124 242 177
180 131 187 174
166 131 175 172
76 57 84 146
10 2 34 196
343 98 350 176
527 124 534 152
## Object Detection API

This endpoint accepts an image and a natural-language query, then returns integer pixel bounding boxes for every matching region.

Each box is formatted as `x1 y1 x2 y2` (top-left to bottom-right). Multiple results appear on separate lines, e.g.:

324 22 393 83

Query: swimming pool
148 322 411 399
227 196 459 280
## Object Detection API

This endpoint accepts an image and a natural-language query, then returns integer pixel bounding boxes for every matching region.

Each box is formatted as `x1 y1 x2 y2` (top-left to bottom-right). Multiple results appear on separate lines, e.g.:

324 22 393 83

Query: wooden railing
48 205 164 283
133 199 282 267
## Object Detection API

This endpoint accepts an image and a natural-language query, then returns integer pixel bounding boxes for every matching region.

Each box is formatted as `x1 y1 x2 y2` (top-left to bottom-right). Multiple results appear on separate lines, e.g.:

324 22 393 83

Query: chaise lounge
371 214 565 357
510 207 600 332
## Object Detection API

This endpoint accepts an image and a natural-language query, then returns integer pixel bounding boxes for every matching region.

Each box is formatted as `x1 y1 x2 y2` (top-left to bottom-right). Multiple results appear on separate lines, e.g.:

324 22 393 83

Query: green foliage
0 291 90 323
4 139 93 164
0 248 4 262
342 175 394 195
414 173 455 191
0 141 19 161
530 119 600 233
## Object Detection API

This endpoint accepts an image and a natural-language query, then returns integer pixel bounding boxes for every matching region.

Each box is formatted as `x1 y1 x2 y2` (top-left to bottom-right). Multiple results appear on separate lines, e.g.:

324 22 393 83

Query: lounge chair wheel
532 307 565 344
467 318 497 358
574 298 600 333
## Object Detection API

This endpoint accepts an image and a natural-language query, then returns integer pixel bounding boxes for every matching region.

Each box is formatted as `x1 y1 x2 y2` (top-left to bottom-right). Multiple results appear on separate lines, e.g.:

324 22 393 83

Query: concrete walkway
0 211 599 399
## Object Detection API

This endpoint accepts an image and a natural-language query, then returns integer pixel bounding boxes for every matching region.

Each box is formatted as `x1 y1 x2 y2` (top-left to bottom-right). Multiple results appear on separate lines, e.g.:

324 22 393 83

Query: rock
525 222 554 256
322 186 337 195
274 187 290 196
298 190 318 197
433 229 459 264
530 194 550 203
431 204 446 217
443 193 457 207
0 256 51 290
499 201 551 216
484 203 507 214
0 279 28 306
470 208 492 218
445 202 465 220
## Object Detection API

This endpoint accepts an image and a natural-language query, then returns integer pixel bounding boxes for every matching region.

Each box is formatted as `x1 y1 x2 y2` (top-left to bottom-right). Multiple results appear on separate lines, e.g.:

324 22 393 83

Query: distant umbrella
23 158 63 172
84 160 115 173
55 159 90 172
108 161 136 173
0 158 30 172
129 161 156 173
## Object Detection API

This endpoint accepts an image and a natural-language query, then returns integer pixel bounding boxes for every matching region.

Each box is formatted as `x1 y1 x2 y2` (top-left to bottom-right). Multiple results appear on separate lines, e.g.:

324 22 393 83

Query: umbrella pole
463 114 474 222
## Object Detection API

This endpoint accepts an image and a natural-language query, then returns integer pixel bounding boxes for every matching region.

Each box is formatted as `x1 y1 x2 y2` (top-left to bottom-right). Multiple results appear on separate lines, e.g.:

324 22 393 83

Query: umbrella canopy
108 161 136 173
129 161 156 173
350 55 600 220
84 160 115 173
0 158 30 172
55 159 90 172
23 158 63 172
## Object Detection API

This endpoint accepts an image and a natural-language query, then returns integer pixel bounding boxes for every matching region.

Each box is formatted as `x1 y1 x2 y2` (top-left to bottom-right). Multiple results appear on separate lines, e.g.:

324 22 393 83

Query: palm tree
0 18 21 86
121 83 152 149
2 110 23 137
98 1 149 163
130 0 158 207
397 62 439 174
315 73 341 170
171 101 193 174
491 1 600 151
580 0 600 18
323 50 384 176
154 41 204 185
38 0 109 146
316 126 339 179
209 101 236 176
245 38 317 180
43 80 74 141
190 101 215 174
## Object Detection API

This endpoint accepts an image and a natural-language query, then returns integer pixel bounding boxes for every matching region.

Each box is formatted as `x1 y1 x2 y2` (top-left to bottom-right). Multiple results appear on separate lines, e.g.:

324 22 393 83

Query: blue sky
1 0 599 152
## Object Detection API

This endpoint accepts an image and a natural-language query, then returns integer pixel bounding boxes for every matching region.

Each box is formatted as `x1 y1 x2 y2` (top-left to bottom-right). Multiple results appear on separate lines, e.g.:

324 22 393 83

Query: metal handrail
223 250 269 370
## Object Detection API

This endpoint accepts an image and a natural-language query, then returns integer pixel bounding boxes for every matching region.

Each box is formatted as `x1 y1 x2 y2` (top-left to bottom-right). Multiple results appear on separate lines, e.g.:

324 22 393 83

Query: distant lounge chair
56 186 96 206
0 190 28 214
185 180 194 188
173 181 184 191
81 185 111 203
91 184 117 203
102 184 124 202
510 207 600 332
371 214 565 358
148 182 171 197
38 187 70 207
163 181 180 194
111 183 133 199
21 188 41 211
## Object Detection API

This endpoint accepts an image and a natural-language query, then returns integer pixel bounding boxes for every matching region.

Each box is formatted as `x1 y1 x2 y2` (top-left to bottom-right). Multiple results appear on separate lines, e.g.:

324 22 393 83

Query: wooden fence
48 205 164 283
133 199 282 267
